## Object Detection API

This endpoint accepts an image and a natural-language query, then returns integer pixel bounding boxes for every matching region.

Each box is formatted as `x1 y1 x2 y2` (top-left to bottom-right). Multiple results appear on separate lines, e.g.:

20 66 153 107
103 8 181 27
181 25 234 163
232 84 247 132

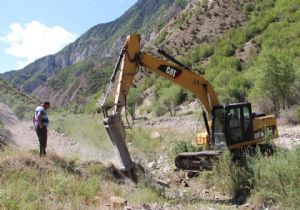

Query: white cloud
0 20 77 69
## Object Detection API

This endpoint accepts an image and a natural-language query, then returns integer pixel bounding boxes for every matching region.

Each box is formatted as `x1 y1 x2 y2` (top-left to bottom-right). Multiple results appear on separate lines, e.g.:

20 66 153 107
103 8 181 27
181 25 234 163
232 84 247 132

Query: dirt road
0 102 123 167
0 102 79 156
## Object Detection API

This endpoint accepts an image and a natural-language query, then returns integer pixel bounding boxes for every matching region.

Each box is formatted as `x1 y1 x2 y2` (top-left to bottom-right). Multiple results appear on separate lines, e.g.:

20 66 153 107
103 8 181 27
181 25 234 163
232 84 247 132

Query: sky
0 0 137 73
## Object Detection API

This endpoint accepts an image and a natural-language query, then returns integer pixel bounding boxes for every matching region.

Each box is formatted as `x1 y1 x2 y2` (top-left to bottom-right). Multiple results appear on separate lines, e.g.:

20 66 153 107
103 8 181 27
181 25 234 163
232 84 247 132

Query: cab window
229 107 243 144
213 108 226 148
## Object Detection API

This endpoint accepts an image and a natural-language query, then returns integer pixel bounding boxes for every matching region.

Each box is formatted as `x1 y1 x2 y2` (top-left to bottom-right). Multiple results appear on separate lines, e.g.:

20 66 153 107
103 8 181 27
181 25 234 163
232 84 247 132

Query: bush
210 150 253 204
209 148 300 208
243 3 255 14
154 103 168 117
250 148 300 209
215 39 236 57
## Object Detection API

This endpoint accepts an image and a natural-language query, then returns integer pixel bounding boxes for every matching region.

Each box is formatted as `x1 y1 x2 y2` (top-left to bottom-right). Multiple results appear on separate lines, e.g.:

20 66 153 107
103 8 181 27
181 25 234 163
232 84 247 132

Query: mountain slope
0 0 250 108
0 0 181 96
2 0 299 113
0 78 38 119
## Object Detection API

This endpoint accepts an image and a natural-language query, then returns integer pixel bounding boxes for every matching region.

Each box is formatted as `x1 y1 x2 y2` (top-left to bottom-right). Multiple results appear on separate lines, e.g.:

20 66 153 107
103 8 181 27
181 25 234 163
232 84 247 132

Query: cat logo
166 66 177 77
158 65 182 78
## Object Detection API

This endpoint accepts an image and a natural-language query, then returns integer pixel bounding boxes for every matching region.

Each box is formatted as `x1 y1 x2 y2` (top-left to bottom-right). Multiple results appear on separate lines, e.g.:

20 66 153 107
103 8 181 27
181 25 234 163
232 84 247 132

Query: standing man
33 101 50 156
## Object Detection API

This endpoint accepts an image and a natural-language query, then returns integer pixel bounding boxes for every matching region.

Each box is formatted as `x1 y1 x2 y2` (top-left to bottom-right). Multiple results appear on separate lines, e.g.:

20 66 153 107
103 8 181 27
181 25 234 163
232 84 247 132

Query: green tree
249 52 295 114
127 88 143 118
228 74 252 102
157 85 186 116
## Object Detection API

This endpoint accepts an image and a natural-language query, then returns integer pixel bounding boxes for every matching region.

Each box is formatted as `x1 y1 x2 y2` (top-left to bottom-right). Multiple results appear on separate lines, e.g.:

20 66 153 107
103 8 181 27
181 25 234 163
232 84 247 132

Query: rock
103 204 110 210
203 190 210 194
242 203 250 208
110 196 127 210
150 131 161 139
186 171 199 178
147 161 156 169
162 165 172 174
157 155 166 164
142 203 151 210
181 180 189 187
156 178 170 188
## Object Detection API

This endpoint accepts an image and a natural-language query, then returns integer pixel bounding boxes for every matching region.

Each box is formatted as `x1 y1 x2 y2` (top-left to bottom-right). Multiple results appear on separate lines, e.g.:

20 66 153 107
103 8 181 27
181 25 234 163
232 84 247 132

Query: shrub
250 148 300 209
243 3 255 14
210 147 300 208
154 103 168 117
210 150 253 204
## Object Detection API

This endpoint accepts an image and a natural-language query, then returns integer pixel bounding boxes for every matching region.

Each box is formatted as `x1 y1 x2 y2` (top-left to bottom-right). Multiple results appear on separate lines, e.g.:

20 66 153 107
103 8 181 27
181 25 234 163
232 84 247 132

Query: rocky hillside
1 0 299 115
0 0 253 107
0 0 181 100
0 78 38 119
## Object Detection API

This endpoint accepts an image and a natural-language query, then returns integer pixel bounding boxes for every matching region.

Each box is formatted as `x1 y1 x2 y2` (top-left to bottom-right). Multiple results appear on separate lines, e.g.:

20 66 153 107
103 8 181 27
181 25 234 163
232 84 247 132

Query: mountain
2 0 299 114
0 0 181 104
0 0 248 107
0 78 39 119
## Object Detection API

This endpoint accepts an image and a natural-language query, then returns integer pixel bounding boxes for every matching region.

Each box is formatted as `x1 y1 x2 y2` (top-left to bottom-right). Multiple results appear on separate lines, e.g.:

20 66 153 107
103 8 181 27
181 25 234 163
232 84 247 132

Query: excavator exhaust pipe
103 114 134 171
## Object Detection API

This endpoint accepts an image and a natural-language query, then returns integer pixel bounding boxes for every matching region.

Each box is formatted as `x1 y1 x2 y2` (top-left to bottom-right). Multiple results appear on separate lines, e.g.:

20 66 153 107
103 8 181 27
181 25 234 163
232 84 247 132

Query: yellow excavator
101 34 278 171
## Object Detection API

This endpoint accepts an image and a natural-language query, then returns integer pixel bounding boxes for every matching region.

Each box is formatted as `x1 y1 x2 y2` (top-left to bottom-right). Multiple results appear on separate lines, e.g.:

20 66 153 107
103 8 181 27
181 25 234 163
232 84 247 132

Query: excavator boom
101 34 277 171
101 34 219 170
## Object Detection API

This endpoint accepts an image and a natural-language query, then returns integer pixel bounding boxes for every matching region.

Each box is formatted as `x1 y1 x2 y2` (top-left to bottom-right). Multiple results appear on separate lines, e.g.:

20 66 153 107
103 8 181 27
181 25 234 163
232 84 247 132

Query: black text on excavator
101 34 278 171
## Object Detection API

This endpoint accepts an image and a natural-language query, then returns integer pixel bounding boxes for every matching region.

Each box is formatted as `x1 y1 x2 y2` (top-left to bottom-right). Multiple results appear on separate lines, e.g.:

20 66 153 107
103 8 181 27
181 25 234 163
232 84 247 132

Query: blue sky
0 0 137 73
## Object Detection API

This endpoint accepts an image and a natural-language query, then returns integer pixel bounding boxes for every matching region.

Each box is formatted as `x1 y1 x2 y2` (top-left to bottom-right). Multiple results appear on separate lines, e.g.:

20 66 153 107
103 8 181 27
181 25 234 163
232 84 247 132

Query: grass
0 151 104 209
126 127 163 158
49 111 116 161
207 147 300 208
249 147 300 209
0 149 170 210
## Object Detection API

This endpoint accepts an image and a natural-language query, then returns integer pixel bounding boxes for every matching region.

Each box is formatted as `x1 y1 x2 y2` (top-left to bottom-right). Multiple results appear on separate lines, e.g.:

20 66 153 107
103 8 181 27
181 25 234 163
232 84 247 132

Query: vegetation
206 147 300 208
1 0 300 208
49 111 114 157
151 78 189 116
0 150 166 209
175 0 300 115
0 79 38 120
248 52 295 114
175 0 188 9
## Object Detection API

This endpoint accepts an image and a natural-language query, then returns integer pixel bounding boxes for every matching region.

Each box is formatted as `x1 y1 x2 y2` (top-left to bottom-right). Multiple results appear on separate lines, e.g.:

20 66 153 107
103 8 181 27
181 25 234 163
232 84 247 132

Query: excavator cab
211 102 254 149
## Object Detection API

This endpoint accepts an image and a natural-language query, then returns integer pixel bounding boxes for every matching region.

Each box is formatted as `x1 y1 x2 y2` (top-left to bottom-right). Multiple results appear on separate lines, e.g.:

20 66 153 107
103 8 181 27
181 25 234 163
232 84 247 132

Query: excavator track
175 151 220 171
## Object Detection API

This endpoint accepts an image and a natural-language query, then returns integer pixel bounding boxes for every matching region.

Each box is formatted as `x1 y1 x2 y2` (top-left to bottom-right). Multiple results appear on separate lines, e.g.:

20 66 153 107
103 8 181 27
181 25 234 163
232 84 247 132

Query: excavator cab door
211 106 227 148
225 103 254 146
211 102 254 148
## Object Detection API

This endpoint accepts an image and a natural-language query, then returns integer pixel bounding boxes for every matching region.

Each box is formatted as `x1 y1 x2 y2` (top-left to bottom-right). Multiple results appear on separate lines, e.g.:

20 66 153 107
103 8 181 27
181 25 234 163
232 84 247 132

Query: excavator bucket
103 114 134 170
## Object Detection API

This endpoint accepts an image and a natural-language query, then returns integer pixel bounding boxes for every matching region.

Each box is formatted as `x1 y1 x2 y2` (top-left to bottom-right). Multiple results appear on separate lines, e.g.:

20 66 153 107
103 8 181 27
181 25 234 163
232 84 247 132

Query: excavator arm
101 34 219 170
